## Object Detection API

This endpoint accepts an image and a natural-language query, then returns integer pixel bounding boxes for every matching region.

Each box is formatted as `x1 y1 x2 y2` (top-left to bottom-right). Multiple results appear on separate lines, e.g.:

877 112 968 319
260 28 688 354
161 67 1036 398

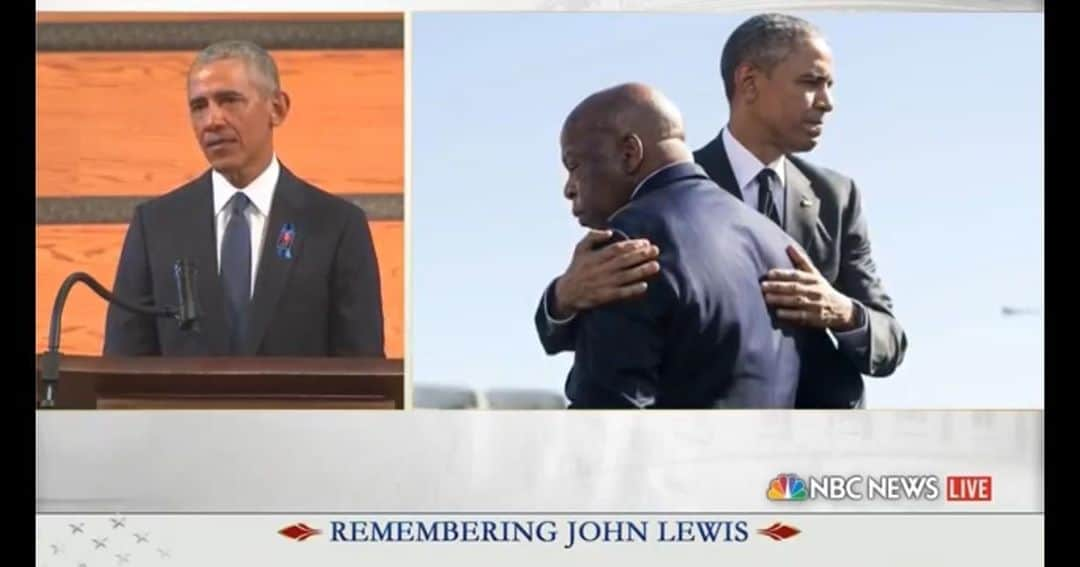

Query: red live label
946 476 993 501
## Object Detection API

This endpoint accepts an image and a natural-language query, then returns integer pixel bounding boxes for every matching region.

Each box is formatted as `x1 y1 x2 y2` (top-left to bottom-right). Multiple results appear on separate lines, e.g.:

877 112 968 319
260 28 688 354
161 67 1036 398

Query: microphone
173 259 200 332
38 259 201 409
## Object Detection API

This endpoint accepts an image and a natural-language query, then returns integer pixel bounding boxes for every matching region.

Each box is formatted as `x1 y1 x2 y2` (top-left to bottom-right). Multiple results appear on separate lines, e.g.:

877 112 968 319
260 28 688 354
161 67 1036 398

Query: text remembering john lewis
327 519 751 548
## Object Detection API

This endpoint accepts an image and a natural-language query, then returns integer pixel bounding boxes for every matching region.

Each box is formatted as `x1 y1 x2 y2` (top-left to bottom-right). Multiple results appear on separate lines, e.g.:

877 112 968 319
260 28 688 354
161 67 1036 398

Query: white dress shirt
721 127 787 224
211 155 279 299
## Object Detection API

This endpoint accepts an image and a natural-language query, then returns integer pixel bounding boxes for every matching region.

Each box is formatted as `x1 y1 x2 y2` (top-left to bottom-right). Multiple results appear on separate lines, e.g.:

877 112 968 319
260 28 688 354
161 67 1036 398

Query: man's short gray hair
190 40 281 95
720 13 822 101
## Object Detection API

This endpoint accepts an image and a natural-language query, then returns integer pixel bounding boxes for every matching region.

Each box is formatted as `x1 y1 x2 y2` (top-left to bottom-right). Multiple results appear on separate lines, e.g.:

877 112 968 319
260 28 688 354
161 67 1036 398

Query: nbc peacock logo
767 473 808 501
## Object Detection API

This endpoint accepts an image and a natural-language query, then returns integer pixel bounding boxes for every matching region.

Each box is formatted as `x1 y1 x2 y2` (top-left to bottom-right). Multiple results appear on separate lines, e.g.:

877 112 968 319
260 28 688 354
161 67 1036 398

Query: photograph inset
410 11 1043 410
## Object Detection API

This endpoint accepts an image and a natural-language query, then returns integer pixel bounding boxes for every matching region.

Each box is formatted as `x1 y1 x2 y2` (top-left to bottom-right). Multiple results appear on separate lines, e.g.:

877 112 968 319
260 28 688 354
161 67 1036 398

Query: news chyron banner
36 514 1041 566
37 411 1043 565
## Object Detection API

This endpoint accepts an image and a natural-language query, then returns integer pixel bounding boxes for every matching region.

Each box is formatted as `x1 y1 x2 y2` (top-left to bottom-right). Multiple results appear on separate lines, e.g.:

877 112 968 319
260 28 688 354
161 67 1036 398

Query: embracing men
535 14 907 409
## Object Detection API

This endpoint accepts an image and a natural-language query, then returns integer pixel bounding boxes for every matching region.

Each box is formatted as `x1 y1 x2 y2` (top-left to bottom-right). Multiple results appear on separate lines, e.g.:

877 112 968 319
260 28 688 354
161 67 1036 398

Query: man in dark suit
535 13 907 407
552 83 811 409
104 40 385 357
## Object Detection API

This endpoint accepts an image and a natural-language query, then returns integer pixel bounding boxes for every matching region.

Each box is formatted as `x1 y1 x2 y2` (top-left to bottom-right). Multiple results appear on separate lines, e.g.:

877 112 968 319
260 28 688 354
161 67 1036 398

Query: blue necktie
221 192 251 354
756 168 783 227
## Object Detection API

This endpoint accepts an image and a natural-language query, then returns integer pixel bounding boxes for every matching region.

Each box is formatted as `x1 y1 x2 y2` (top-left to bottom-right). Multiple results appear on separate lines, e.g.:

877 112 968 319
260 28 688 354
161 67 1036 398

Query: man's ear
620 133 645 175
735 62 759 103
270 90 291 127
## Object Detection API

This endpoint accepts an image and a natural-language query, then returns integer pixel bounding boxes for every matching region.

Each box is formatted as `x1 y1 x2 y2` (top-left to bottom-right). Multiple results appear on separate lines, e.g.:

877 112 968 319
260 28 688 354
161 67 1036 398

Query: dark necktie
756 168 783 227
221 192 252 354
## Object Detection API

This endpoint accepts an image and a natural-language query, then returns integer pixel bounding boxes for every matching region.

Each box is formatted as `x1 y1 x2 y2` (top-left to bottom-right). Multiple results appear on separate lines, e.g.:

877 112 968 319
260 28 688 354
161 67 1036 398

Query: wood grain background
36 50 403 197
36 14 404 359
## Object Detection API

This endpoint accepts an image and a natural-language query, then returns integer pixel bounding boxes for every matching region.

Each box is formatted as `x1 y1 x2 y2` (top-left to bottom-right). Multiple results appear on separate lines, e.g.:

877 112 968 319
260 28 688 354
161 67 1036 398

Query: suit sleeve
566 229 672 409
835 179 908 376
103 205 161 356
329 206 386 357
533 278 579 354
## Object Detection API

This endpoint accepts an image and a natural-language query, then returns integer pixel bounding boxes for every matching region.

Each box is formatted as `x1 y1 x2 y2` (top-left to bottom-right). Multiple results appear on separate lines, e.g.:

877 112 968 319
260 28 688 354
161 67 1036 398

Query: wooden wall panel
371 222 404 359
36 49 403 197
36 221 404 359
36 225 125 355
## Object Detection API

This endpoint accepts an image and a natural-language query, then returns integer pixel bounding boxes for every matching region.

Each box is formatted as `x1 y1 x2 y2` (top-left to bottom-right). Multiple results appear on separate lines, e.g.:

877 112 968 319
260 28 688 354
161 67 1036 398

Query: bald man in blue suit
550 83 822 409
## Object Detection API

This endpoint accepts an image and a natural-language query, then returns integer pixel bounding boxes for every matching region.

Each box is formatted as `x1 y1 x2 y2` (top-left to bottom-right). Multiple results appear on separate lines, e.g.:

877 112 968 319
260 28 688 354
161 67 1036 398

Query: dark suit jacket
103 163 385 357
551 162 809 409
693 132 907 406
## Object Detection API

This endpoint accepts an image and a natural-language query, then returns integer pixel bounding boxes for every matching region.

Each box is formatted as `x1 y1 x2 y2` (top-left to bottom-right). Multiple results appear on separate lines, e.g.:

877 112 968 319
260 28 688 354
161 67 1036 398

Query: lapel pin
800 197 813 208
276 223 296 260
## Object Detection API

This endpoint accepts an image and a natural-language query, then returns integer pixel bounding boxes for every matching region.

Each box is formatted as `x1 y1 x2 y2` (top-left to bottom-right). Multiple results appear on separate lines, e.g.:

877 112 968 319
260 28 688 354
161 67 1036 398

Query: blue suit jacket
557 162 809 409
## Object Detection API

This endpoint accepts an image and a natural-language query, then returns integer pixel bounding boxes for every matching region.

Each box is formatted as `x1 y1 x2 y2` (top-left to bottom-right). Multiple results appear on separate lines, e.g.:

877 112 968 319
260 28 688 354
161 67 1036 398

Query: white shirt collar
211 154 280 217
722 127 786 191
628 160 695 201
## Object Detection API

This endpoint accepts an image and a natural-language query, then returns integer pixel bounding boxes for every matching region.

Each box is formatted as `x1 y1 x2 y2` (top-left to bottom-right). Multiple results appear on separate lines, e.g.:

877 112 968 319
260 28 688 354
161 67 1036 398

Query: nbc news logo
767 473 808 501
767 473 940 501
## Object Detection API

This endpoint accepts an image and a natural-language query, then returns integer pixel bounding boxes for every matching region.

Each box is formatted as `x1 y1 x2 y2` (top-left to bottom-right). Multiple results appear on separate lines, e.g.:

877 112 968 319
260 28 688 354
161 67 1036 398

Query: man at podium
103 40 385 358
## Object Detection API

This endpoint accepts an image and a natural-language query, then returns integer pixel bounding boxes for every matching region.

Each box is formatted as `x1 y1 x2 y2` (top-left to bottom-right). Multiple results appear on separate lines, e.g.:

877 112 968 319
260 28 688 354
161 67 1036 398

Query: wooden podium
35 354 404 409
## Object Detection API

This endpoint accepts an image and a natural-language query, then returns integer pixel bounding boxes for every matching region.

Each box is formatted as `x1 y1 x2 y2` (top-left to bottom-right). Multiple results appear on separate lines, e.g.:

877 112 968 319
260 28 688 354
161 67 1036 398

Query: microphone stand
39 272 185 409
